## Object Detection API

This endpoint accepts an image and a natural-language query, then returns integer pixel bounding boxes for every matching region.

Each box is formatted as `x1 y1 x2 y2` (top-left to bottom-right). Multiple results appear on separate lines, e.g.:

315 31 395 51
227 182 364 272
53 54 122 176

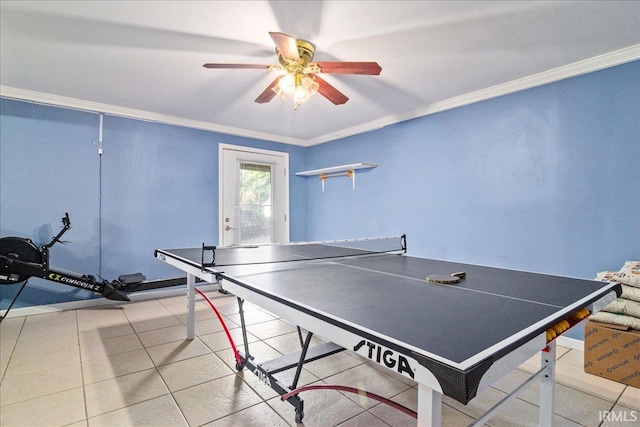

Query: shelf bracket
296 163 376 192
319 170 355 192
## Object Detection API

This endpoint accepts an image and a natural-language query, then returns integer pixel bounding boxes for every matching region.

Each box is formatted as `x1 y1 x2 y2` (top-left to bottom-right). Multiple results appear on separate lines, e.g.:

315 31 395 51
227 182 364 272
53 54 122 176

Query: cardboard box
583 320 640 388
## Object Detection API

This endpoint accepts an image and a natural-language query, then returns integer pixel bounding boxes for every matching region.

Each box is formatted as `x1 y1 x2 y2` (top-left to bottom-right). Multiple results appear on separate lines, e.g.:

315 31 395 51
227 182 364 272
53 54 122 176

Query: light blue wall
98 116 308 282
306 61 639 276
304 61 639 339
0 101 307 308
1 60 638 336
1 102 105 304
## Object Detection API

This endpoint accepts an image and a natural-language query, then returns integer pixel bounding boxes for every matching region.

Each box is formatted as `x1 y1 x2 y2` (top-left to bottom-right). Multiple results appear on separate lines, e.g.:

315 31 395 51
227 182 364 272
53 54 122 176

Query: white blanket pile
591 261 640 330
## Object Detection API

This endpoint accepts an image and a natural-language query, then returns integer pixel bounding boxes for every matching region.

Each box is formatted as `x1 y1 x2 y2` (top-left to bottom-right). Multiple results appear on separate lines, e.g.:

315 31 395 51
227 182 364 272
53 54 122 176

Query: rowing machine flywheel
0 237 42 284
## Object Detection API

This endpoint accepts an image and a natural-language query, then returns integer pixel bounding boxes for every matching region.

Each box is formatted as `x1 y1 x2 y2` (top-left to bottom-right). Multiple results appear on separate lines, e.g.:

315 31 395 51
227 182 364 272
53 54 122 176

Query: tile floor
1 291 638 426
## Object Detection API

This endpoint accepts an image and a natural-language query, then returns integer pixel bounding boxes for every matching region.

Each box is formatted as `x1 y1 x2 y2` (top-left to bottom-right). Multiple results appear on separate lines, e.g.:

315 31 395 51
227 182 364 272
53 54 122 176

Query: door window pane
237 162 273 244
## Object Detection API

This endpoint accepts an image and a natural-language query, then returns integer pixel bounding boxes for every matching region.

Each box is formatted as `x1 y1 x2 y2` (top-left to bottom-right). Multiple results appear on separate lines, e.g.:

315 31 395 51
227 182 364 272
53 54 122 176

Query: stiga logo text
354 340 415 379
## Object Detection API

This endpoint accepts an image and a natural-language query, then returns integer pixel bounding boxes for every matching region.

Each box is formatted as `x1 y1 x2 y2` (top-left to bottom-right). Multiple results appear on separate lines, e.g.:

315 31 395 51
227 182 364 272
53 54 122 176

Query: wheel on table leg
235 362 244 371
295 409 304 424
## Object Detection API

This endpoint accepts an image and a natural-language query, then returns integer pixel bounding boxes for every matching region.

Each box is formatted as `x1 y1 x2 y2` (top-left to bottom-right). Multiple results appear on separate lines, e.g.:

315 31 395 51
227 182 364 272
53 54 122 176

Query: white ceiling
1 1 639 146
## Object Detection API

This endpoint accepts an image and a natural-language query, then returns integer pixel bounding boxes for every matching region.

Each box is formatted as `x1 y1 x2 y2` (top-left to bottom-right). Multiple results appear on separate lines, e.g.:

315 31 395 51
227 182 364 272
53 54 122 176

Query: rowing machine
0 213 134 302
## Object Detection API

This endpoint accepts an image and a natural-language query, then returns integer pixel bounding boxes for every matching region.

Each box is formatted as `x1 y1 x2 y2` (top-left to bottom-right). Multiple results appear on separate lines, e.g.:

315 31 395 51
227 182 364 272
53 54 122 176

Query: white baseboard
557 336 584 351
0 284 220 319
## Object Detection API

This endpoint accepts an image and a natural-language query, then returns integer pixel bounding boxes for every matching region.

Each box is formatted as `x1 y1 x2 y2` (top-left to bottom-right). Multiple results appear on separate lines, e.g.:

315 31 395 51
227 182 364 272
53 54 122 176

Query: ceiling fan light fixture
300 74 319 97
273 72 319 109
205 32 380 108
293 87 310 110
293 74 319 109
276 73 296 97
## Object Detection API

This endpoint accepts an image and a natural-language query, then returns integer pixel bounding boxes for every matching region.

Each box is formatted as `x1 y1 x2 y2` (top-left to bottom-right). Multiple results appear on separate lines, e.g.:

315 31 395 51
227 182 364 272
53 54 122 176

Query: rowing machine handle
42 212 72 249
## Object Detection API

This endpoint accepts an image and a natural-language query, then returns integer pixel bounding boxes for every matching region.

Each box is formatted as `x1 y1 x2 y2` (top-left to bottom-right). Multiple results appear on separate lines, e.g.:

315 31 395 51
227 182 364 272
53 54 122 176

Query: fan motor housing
296 40 315 64
277 39 315 66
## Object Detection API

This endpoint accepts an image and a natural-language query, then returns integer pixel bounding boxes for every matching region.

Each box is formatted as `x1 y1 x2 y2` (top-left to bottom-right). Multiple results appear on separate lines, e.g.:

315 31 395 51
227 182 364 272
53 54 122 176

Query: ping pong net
200 234 406 269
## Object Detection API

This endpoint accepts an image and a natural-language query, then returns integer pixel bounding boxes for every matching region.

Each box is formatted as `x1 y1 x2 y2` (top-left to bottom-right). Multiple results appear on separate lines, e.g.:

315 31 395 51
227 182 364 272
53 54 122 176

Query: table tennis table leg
237 298 251 356
417 383 442 427
539 340 556 425
186 273 196 340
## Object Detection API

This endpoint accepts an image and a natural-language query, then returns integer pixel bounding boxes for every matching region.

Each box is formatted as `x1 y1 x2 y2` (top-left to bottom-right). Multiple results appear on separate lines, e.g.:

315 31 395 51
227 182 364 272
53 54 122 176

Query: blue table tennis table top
155 239 620 371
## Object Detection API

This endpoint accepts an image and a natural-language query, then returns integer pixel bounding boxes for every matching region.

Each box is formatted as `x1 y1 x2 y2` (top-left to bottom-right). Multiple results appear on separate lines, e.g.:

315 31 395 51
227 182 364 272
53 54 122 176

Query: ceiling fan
203 32 382 109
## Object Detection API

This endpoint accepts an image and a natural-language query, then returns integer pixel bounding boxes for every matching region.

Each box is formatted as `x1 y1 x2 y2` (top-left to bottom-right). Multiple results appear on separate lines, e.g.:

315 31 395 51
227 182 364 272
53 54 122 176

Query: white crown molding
2 45 638 147
305 44 640 146
0 86 305 146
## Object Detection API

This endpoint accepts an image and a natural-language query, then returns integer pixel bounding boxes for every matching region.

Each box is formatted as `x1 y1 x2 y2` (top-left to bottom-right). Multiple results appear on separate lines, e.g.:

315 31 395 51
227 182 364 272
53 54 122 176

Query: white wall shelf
295 163 377 191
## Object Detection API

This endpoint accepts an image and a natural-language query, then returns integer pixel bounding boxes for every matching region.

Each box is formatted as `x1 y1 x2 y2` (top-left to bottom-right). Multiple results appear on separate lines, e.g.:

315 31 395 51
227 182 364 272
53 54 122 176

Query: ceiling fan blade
314 62 382 75
314 75 349 105
269 32 300 61
203 63 270 70
254 77 281 104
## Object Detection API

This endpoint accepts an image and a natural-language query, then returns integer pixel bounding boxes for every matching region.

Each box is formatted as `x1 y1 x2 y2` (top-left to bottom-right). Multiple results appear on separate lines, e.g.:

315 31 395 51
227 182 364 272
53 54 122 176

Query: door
219 144 289 245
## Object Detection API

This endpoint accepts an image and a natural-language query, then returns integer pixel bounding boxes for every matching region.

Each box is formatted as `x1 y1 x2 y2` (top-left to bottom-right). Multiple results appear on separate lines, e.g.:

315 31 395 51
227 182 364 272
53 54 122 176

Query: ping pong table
155 235 621 426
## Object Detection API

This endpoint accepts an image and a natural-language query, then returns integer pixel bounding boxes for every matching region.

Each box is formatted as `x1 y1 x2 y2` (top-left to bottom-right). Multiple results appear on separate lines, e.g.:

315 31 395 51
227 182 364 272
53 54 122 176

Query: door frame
218 143 290 245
